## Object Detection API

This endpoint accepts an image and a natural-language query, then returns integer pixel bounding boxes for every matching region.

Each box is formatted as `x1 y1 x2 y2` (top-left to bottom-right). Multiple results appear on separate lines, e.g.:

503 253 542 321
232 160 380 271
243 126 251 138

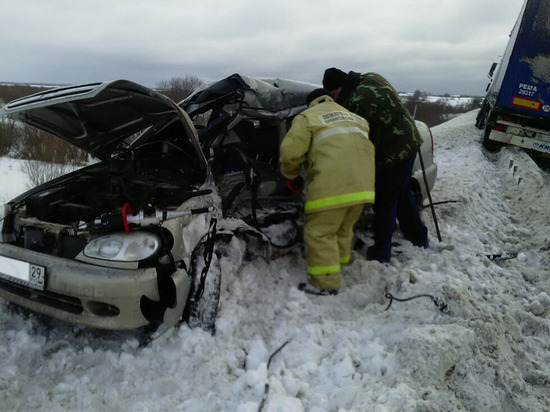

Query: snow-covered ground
1 110 550 411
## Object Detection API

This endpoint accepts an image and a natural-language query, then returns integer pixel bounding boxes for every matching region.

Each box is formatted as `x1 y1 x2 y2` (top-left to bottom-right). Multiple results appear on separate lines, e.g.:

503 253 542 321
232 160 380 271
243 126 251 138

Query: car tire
186 242 221 334
475 103 488 129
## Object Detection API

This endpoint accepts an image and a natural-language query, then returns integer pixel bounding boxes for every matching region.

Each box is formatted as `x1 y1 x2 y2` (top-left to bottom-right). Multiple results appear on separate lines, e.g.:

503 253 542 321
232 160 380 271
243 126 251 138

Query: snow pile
1 110 550 411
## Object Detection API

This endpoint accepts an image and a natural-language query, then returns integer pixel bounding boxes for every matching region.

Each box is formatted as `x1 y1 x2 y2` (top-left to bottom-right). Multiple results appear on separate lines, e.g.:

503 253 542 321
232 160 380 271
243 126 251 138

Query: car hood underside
1 80 187 160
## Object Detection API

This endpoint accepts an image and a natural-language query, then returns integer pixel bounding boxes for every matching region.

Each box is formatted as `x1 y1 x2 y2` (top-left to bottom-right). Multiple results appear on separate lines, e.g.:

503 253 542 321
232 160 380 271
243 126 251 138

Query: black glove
286 176 304 194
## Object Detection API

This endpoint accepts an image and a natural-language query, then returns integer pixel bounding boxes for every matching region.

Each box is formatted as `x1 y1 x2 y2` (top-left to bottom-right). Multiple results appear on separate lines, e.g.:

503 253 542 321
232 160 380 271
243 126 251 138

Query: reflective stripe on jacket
280 95 375 213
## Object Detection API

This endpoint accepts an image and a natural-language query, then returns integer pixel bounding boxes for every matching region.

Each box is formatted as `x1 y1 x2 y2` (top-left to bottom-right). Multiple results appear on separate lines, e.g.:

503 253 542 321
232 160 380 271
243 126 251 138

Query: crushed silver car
0 74 437 335
0 80 222 333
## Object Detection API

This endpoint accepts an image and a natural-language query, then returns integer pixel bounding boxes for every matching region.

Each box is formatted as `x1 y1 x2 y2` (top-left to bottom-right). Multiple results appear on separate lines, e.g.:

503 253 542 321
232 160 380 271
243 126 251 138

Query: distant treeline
403 90 483 127
0 84 52 104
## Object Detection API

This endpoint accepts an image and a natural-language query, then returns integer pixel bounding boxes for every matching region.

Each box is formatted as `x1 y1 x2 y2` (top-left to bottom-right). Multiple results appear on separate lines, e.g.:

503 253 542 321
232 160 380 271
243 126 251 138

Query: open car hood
1 80 191 160
181 73 319 120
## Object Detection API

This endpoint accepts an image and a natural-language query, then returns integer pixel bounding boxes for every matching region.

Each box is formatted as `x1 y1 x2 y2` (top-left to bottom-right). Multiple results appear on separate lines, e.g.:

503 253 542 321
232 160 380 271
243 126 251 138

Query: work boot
298 283 339 296
366 245 381 261
412 237 429 249
366 245 390 263
353 237 366 251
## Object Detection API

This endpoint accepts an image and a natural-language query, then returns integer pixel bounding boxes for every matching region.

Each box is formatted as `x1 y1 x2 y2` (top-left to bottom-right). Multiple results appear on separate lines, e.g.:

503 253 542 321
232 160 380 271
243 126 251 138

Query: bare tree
21 160 73 188
19 125 87 165
0 84 50 104
156 75 205 103
0 119 17 156
411 90 425 102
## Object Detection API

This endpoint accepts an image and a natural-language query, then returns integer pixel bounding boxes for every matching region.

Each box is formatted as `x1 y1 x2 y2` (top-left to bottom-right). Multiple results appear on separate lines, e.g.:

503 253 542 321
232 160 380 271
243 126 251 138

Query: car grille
21 226 87 260
0 278 83 314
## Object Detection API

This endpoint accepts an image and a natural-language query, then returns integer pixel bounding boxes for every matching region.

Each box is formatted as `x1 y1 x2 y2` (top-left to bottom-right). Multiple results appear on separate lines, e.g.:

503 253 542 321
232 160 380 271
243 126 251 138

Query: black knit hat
322 68 347 91
306 88 331 106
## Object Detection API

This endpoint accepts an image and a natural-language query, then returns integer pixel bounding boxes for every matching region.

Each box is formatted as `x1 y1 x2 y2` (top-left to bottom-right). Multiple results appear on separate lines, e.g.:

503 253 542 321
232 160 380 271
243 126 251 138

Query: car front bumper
0 243 188 330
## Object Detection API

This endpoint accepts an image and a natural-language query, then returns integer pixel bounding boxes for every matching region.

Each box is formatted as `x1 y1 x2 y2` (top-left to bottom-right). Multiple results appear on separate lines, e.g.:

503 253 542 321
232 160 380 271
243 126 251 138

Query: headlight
83 232 161 262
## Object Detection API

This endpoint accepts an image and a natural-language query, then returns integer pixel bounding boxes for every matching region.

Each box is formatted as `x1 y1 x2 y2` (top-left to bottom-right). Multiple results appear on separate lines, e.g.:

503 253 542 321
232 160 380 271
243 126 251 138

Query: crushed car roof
181 73 320 120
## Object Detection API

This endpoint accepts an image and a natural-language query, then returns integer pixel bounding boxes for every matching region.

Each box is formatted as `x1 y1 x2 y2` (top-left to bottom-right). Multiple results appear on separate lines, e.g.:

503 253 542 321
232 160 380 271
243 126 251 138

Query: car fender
162 267 191 327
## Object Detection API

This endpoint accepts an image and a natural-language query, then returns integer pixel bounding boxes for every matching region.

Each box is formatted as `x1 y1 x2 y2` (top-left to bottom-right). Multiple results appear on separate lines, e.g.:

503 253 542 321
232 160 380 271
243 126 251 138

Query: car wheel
475 103 488 129
186 241 221 334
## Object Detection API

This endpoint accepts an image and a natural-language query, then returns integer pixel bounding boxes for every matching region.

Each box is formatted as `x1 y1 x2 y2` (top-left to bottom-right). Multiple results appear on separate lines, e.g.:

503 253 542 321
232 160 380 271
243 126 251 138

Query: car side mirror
488 62 497 78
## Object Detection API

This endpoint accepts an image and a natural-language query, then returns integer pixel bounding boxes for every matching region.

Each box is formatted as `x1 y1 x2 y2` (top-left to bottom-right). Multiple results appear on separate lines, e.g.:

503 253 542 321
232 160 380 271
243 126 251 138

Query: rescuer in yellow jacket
280 88 375 295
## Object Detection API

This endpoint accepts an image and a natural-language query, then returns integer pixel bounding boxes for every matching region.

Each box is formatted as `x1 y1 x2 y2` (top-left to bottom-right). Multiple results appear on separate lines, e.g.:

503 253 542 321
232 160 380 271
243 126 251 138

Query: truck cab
476 0 550 155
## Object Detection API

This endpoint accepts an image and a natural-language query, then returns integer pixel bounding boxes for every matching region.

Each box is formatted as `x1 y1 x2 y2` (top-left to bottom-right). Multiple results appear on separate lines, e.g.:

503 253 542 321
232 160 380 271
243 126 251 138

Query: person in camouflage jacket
323 68 428 263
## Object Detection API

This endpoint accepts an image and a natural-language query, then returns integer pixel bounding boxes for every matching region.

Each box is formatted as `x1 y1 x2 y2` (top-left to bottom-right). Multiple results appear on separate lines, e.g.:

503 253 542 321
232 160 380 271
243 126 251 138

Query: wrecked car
0 80 222 333
0 74 437 334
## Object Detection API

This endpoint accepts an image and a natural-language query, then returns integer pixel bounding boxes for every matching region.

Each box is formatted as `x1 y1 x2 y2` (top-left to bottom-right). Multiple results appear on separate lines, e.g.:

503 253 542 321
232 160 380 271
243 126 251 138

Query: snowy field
1 110 550 411
398 93 477 108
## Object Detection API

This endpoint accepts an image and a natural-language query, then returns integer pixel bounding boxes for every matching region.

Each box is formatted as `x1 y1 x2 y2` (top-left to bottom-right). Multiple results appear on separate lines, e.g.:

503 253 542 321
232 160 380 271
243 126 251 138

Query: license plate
0 255 46 291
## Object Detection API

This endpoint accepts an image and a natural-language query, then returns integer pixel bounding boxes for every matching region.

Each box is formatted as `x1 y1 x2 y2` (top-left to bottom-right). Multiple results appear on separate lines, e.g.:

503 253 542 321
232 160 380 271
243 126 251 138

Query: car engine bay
4 152 208 260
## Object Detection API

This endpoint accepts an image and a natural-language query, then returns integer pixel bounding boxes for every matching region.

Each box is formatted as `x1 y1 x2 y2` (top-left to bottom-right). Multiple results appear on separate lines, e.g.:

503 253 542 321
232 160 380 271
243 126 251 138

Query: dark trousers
371 155 428 262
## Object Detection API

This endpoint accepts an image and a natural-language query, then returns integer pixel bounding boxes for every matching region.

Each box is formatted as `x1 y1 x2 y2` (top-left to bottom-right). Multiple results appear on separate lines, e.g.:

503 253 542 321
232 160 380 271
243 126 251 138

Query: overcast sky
0 0 526 95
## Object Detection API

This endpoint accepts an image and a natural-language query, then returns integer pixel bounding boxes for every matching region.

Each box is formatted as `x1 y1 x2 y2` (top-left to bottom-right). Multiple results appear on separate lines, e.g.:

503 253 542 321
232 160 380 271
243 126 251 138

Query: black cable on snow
384 292 451 314
257 339 292 412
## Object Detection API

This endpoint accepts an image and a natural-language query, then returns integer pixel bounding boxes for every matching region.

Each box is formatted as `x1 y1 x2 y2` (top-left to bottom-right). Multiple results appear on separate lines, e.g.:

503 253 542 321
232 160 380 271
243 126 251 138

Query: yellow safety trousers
304 204 365 290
